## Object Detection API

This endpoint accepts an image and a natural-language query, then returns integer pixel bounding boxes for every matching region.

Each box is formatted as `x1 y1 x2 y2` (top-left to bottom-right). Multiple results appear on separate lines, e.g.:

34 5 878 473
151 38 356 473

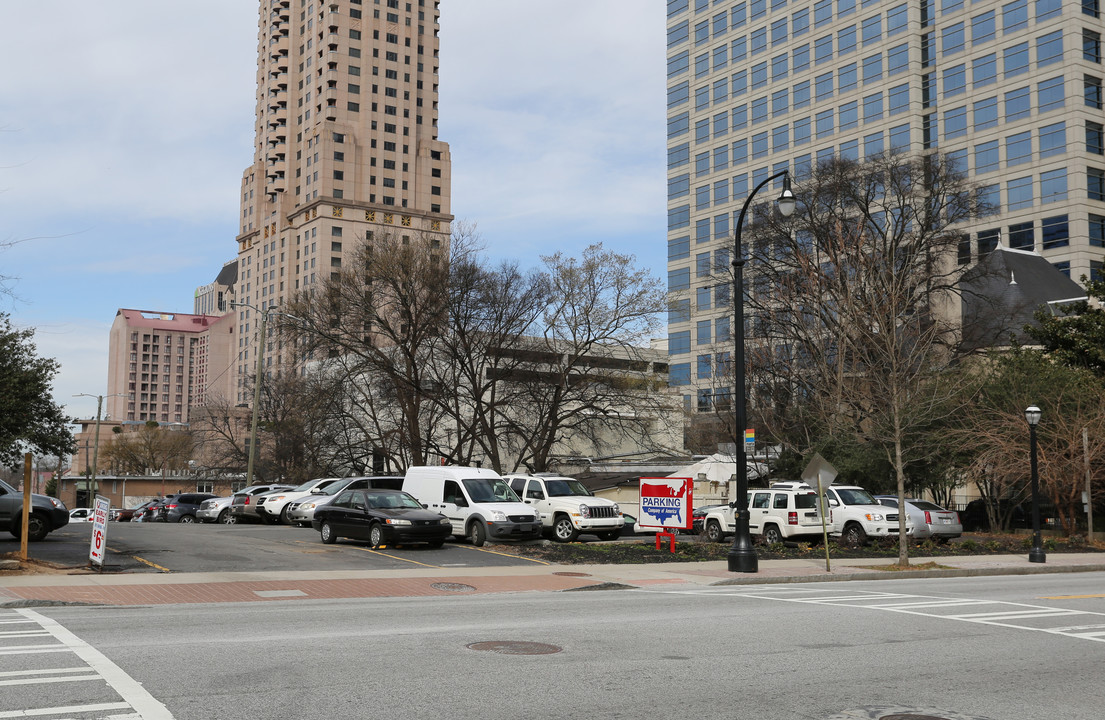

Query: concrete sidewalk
2 552 1103 607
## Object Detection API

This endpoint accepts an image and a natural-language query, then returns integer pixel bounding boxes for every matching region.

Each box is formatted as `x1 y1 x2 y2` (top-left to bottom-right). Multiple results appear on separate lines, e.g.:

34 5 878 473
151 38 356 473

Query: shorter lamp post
1024 405 1046 563
74 392 129 508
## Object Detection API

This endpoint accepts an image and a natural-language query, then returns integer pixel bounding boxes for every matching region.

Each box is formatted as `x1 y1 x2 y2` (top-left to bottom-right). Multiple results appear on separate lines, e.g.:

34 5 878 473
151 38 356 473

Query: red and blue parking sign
638 477 693 532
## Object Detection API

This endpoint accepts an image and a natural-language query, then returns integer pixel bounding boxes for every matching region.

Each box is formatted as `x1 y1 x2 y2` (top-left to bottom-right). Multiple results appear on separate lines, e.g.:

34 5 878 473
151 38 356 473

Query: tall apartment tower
233 0 451 402
665 0 1105 423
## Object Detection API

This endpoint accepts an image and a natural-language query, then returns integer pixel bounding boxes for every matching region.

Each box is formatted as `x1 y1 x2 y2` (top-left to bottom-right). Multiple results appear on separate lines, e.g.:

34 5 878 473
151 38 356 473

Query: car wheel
597 530 621 541
762 524 782 545
222 512 237 525
178 515 196 524
13 514 51 542
279 506 291 525
841 523 867 547
467 521 487 547
705 520 724 543
217 509 229 524
552 515 579 543
320 521 337 544
368 524 385 548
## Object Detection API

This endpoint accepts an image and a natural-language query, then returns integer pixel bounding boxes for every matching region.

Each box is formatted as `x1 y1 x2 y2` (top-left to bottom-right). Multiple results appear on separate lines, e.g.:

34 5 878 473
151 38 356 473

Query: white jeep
703 481 823 544
503 474 624 542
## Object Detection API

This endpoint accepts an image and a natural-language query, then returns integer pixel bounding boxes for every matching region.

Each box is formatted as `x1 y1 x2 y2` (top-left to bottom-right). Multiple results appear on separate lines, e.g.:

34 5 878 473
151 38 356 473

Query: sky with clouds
0 1 667 424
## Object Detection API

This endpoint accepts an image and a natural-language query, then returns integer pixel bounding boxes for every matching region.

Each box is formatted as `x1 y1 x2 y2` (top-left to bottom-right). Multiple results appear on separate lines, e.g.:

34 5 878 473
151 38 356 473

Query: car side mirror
455 497 468 508
828 498 839 507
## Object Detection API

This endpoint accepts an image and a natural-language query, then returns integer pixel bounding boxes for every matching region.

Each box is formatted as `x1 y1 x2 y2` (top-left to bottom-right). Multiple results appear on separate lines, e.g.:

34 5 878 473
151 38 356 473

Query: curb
709 563 1105 586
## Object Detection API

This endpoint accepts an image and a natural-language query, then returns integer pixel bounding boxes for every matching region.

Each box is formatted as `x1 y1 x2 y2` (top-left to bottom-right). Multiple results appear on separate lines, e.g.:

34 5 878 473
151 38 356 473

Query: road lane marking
1040 593 1105 599
457 546 552 565
349 546 443 568
17 609 174 719
130 556 171 573
0 701 133 718
0 645 68 655
0 674 101 687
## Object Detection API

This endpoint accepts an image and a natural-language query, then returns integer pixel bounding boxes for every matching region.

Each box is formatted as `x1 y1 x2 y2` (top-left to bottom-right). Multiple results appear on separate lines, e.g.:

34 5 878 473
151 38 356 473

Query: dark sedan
313 489 452 548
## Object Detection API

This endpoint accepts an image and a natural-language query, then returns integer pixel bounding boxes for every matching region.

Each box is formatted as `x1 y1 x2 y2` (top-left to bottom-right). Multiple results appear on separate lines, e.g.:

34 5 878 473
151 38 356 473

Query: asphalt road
2 518 545 573
5 573 1103 720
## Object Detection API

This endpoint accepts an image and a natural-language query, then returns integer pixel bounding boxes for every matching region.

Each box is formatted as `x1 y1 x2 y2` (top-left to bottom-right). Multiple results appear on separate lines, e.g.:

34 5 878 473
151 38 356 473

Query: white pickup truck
822 484 913 546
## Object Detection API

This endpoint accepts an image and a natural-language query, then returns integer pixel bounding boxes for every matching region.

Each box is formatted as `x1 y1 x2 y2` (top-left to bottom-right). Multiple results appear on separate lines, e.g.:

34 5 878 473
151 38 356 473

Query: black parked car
313 489 452 548
145 494 181 523
163 493 218 523
0 478 69 541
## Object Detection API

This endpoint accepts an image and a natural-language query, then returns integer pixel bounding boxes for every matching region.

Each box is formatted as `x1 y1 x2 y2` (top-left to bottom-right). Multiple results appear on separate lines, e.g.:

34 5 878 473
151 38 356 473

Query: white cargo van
402 466 542 547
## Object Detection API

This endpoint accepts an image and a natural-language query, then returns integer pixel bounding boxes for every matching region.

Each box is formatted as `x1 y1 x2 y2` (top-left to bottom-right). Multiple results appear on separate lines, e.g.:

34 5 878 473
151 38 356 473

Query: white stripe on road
16 609 174 720
0 645 68 655
0 674 101 687
0 701 133 718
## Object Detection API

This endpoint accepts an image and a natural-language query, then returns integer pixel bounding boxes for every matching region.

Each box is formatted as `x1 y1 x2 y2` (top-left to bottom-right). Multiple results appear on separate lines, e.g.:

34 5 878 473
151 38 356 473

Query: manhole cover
430 582 475 592
553 571 591 577
881 716 952 720
467 641 562 655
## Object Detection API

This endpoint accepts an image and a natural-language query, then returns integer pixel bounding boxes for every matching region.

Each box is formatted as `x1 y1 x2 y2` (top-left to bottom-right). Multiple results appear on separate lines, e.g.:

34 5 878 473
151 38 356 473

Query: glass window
772 18 788 46
669 51 690 78
733 69 748 96
977 184 1001 215
943 64 967 95
669 173 690 199
839 138 859 161
670 204 691 230
814 0 834 26
772 89 789 116
669 142 691 168
943 23 966 56
1038 122 1066 157
864 131 884 157
698 321 713 347
973 96 998 130
733 138 749 164
838 0 856 17
840 101 859 130
733 103 748 129
751 27 767 55
974 139 1000 173
1040 168 1067 203
863 92 883 121
863 54 882 84
1008 219 1034 249
815 34 834 64
942 0 964 13
1002 0 1029 33
1035 0 1062 22
888 83 910 114
978 227 1000 254
696 218 711 242
669 299 691 324
772 53 789 81
1041 214 1069 249
1088 0 1103 19
714 214 730 240
944 106 967 138
697 286 712 309
669 0 689 17
887 4 908 36
862 15 881 45
793 43 811 71
669 363 690 386
973 54 997 87
696 53 711 78
1093 167 1105 201
669 112 690 138
732 2 748 28
793 8 811 36
838 25 858 55
816 109 835 137
1004 42 1029 77
669 268 691 292
887 43 909 75
669 236 691 260
923 113 938 148
1090 213 1105 247
669 21 690 48
713 44 729 70
751 62 768 89
752 131 769 158
695 20 711 45
752 96 768 123
732 36 748 61
714 78 730 104
1007 176 1034 210
716 316 731 343
816 72 834 100
1087 74 1104 108
888 123 914 150
1036 30 1063 67
773 124 790 151
750 0 767 18
794 116 812 144
1006 131 1033 166
839 62 858 91
714 144 730 170
1085 29 1102 63
714 111 730 137
668 331 691 355
696 119 710 144
668 81 690 107
1088 120 1105 154
696 185 711 209
1004 86 1031 121
695 85 710 110
972 11 996 45
1037 76 1065 113
696 151 711 175
794 80 811 107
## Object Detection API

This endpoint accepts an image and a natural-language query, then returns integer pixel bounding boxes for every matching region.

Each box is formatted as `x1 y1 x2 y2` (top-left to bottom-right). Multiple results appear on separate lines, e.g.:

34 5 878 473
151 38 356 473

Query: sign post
89 495 111 569
638 477 693 553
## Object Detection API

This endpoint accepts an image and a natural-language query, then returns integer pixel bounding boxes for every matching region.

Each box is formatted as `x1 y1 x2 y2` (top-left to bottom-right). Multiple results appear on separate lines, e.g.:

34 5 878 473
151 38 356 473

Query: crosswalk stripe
0 701 132 718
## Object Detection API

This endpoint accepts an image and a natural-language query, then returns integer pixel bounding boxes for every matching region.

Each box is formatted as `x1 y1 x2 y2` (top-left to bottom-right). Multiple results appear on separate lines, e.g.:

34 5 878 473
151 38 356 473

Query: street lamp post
728 170 796 574
74 392 129 508
231 302 270 489
1024 405 1046 564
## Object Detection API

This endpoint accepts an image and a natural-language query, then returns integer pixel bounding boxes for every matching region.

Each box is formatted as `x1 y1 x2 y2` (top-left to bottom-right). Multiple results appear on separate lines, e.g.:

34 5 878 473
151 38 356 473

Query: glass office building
665 0 1105 419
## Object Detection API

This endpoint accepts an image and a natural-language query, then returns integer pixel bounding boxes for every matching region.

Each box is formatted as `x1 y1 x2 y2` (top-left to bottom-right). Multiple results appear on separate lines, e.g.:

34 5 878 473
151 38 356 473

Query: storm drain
430 582 475 593
467 641 562 655
552 571 591 577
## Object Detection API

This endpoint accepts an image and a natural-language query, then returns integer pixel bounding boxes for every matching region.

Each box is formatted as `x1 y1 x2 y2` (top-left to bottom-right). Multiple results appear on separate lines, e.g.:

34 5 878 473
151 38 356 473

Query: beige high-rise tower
233 0 451 402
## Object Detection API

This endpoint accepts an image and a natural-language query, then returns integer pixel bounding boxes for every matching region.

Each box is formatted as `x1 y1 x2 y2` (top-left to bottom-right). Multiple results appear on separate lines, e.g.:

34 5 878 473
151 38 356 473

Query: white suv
703 481 824 544
503 474 624 542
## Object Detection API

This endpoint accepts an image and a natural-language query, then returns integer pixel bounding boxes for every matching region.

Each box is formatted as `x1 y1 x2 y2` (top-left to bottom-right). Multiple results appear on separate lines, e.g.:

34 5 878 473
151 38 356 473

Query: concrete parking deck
3 552 1103 607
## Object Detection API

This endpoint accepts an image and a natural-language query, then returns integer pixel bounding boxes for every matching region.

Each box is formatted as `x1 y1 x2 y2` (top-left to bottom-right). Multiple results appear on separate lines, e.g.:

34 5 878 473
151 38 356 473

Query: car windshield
367 491 423 510
292 479 322 492
462 478 520 503
834 487 877 505
544 479 590 497
321 480 354 496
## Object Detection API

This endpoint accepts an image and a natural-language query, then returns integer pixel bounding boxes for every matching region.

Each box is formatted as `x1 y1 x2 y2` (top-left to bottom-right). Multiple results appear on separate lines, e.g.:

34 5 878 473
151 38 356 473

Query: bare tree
737 152 984 563
101 421 194 476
